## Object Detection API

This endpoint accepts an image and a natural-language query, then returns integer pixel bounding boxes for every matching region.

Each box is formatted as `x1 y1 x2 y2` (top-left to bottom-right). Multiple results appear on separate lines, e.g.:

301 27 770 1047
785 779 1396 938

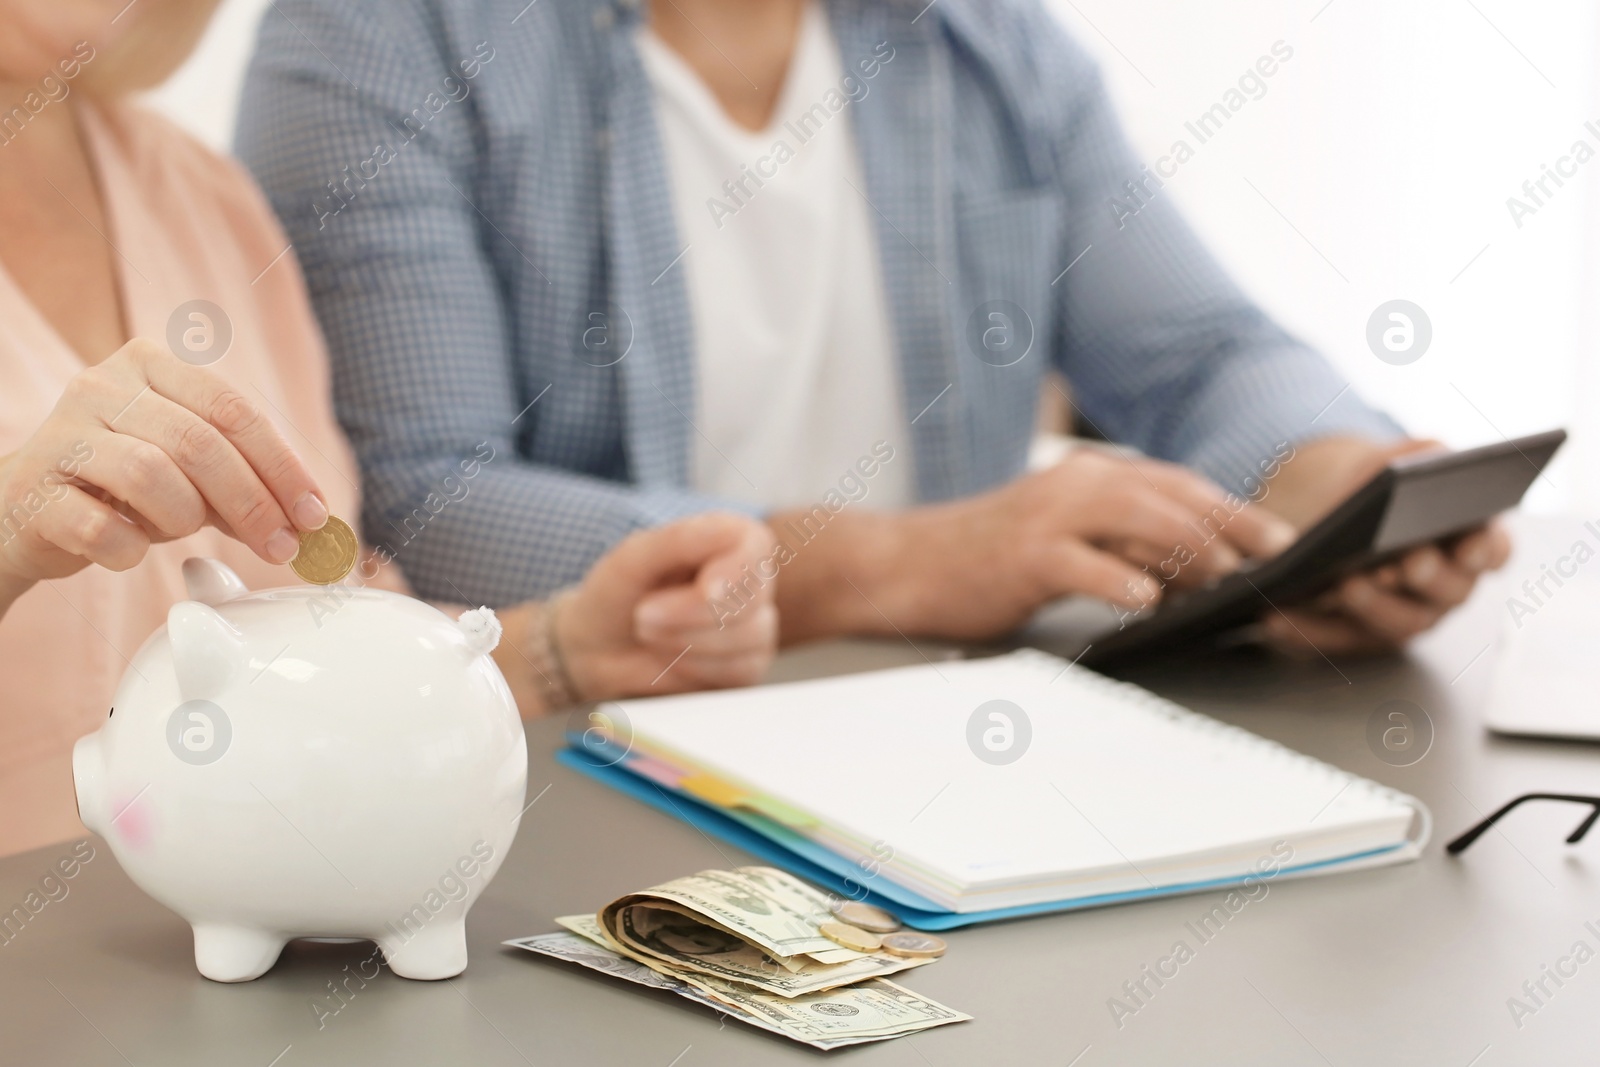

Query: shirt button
593 6 615 30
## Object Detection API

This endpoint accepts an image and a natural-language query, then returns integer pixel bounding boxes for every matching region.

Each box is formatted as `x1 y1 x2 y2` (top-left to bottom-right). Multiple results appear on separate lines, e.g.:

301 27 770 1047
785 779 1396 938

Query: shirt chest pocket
952 189 1062 369
949 189 1063 484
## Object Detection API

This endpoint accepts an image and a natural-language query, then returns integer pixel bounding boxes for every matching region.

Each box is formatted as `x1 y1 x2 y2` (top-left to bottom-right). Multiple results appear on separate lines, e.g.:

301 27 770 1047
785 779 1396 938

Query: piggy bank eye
108 707 114 718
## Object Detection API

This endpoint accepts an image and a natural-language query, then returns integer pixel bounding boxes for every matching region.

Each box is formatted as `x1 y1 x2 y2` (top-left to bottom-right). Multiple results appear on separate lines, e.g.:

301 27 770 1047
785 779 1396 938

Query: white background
142 0 1600 514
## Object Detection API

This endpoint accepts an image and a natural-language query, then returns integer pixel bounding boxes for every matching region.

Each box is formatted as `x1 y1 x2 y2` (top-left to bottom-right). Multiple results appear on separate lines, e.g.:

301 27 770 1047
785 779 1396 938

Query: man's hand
1258 436 1511 656
772 448 1297 643
556 513 779 700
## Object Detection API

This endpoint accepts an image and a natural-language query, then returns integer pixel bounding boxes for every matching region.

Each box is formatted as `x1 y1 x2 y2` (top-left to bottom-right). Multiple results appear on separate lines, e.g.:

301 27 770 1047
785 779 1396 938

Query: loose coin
879 932 947 959
828 900 901 934
291 515 358 585
819 921 882 953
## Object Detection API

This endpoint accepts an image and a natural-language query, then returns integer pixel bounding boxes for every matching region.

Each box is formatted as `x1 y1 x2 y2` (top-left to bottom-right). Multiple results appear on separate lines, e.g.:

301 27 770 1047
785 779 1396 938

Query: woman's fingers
76 340 325 563
98 388 301 563
123 340 327 527
74 430 206 540
31 483 151 572
0 338 327 584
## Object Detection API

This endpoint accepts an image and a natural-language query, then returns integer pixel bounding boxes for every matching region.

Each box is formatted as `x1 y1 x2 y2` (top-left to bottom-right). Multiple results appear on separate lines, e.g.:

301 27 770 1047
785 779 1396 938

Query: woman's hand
0 338 329 606
555 513 780 701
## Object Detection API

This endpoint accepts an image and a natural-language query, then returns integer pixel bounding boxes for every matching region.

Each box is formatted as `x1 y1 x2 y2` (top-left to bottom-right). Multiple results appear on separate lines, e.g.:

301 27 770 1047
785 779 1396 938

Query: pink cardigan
0 101 399 856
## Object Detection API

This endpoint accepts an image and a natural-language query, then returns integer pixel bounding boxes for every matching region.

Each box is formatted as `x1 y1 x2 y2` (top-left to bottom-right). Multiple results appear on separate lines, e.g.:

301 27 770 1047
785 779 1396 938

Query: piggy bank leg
192 923 285 983
378 919 468 980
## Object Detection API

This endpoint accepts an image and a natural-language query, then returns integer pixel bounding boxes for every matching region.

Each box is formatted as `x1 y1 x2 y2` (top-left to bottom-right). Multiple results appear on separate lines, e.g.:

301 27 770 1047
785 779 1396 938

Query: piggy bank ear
168 602 246 701
182 558 249 606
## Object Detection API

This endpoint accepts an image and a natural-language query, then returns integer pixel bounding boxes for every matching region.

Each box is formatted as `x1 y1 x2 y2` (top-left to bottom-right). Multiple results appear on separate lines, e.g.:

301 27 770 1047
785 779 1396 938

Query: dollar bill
606 898 930 996
505 930 687 993
503 931 784 1036
602 867 839 959
806 946 870 965
699 976 971 1048
559 911 929 1000
506 929 970 1049
597 866 927 996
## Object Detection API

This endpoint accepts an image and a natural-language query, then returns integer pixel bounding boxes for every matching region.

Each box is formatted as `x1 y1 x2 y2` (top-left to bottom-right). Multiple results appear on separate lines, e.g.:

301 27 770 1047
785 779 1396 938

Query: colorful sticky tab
677 773 749 808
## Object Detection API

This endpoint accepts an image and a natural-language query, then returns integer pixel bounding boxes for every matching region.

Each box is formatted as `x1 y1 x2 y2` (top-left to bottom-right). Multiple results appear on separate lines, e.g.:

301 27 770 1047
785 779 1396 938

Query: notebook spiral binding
1010 649 1434 852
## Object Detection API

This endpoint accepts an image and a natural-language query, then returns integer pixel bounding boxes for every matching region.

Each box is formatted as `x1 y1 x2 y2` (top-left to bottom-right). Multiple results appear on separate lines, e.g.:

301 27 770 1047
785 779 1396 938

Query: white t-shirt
637 4 914 512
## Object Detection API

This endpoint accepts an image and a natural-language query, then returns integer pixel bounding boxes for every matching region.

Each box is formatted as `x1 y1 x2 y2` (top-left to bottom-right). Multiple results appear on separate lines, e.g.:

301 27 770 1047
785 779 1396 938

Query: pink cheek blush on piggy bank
72 559 528 983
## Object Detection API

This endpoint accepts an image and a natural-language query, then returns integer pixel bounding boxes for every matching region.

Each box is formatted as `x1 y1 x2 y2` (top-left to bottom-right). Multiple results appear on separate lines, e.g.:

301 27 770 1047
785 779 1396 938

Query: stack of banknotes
505 866 971 1049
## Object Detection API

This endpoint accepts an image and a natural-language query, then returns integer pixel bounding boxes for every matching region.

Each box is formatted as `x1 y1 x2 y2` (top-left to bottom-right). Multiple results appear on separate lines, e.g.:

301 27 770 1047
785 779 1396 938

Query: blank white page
614 651 1420 898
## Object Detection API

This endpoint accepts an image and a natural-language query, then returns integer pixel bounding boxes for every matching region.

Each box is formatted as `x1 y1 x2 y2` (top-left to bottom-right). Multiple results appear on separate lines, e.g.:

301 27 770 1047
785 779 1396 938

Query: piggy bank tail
456 607 502 656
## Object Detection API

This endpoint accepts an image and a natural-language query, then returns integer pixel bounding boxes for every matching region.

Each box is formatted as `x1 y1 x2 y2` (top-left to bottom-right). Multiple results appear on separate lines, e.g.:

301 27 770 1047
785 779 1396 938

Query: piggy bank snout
72 733 107 838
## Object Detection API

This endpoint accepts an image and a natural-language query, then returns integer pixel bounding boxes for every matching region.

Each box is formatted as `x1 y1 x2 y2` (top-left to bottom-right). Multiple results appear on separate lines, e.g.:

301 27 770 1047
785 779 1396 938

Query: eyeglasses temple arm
1567 803 1600 844
1447 793 1600 854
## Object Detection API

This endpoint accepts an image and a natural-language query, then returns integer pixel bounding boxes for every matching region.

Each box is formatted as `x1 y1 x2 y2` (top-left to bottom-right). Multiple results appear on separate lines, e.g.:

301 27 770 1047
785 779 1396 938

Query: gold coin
879 932 947 959
828 900 901 934
819 921 882 953
291 515 357 585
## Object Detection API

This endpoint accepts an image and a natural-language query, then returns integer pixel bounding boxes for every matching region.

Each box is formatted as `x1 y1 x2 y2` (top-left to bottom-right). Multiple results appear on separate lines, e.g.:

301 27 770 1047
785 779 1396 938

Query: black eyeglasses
1447 793 1600 854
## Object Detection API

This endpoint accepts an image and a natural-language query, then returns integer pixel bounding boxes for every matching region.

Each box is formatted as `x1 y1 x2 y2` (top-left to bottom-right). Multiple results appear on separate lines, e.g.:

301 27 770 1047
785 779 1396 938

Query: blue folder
557 744 1404 931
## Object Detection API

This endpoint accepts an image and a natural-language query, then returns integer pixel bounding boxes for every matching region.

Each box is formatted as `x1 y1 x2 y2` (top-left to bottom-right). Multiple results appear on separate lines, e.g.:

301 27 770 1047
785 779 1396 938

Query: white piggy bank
72 559 527 983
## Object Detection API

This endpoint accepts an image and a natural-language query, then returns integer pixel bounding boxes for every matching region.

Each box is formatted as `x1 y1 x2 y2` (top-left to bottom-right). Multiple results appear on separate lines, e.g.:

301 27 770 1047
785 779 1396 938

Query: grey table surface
4 516 1599 1067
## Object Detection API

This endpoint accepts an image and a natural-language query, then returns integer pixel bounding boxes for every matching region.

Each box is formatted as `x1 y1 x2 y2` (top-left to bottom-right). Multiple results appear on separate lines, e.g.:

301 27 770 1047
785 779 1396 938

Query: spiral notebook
561 650 1430 929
